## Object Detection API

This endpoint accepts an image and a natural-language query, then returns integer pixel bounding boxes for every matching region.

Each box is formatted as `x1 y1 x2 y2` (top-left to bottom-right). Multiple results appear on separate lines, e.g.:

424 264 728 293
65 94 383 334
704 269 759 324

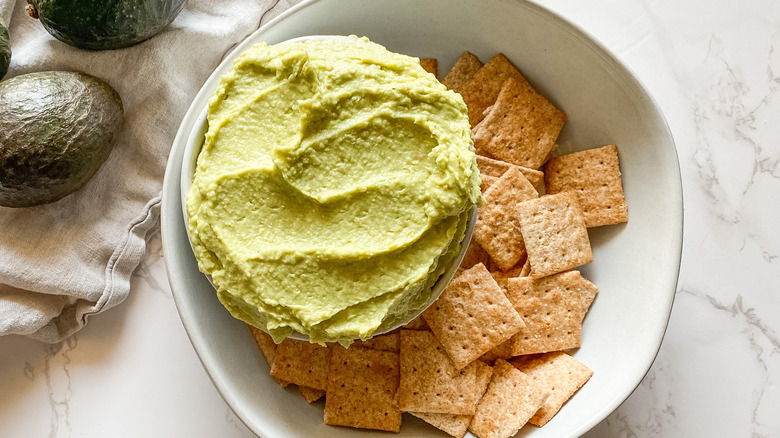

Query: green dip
187 36 481 344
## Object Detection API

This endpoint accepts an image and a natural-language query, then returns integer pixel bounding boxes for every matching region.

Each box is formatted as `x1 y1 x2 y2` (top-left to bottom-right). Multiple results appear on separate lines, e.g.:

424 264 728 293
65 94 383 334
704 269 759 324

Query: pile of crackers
248 51 629 438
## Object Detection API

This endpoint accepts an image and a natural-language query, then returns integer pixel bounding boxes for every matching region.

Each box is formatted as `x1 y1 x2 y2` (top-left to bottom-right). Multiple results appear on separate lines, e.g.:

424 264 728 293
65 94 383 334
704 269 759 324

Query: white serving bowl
161 0 683 437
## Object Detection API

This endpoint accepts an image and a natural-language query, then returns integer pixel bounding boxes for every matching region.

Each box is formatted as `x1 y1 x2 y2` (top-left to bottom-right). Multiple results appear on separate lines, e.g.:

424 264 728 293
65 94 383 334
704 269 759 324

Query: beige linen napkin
0 0 300 342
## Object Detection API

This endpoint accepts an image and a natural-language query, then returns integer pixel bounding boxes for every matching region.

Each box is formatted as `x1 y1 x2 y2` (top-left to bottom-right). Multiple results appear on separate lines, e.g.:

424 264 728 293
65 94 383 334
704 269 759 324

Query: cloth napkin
0 0 300 343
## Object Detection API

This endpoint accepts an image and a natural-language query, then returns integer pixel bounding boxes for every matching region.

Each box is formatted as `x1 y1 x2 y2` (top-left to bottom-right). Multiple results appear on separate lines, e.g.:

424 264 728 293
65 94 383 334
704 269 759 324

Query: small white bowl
177 35 478 342
161 0 683 437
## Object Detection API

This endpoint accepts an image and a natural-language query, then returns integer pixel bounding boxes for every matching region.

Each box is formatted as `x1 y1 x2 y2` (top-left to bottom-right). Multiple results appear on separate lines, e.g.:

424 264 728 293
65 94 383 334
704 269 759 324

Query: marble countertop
2 0 778 436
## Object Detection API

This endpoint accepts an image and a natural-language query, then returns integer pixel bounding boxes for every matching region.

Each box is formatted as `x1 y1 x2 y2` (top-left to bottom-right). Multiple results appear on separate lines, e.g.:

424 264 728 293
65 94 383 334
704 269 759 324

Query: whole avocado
0 72 123 208
0 18 10 79
25 0 188 51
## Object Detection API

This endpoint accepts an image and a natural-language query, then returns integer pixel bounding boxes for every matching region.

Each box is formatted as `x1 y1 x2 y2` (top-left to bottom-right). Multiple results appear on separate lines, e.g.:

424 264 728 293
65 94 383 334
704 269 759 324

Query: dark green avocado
26 0 188 51
0 18 10 79
0 71 123 208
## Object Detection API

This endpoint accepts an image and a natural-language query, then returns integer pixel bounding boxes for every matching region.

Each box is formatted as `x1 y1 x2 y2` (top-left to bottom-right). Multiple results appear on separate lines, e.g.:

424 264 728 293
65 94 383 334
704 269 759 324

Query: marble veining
130 232 168 298
43 337 77 438
678 287 780 437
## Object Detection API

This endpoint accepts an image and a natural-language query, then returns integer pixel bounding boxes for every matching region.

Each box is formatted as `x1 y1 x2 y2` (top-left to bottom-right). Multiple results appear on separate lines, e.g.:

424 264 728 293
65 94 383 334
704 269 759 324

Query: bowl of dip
179 35 480 345
160 0 682 436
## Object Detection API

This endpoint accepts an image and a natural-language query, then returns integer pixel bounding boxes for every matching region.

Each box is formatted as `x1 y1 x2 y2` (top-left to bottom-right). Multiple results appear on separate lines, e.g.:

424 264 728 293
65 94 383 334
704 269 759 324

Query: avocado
0 71 123 208
0 18 10 80
25 0 188 51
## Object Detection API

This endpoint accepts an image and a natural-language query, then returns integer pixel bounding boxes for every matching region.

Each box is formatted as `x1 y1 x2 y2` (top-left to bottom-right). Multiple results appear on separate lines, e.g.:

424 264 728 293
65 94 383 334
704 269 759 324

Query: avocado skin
27 0 188 51
0 18 9 79
0 72 123 208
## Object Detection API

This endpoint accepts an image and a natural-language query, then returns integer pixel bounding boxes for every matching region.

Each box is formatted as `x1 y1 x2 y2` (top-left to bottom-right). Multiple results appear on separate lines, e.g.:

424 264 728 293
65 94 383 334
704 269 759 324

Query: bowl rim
161 0 683 436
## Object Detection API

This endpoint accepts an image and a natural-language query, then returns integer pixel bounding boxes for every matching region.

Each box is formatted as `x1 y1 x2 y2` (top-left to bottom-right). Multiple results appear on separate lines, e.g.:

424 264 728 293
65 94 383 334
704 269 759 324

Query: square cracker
469 359 550 438
478 339 513 364
249 325 277 365
442 51 483 93
460 237 492 271
516 192 593 277
480 174 499 193
420 58 439 77
248 325 290 388
472 77 566 170
398 330 481 415
488 260 527 292
351 332 400 353
324 346 401 432
249 326 324 399
422 264 525 369
510 352 593 427
458 53 535 126
473 167 538 270
577 272 599 319
544 144 628 227
476 155 544 188
298 386 326 403
504 274 583 355
402 314 430 331
410 361 494 438
269 338 330 391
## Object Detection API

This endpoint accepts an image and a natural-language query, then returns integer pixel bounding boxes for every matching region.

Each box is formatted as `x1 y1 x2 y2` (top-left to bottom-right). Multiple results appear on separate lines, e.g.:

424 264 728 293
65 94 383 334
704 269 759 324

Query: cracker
504 274 583 355
269 338 330 391
324 346 401 432
412 412 472 438
544 144 628 227
480 174 499 192
248 325 291 388
402 314 430 331
442 51 483 92
460 237 492 271
397 330 481 415
298 386 326 403
519 258 531 277
473 167 538 270
516 192 593 277
472 77 566 169
422 264 525 369
469 359 550 438
479 339 513 364
410 361 494 438
351 332 400 353
510 270 597 319
511 352 593 427
475 146 497 159
420 58 439 77
489 260 527 291
459 53 534 126
476 155 544 188
249 325 279 368
576 272 599 319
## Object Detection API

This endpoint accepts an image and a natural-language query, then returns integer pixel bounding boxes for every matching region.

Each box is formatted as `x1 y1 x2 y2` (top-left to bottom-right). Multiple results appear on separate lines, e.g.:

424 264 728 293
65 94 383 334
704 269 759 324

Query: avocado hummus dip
187 36 481 344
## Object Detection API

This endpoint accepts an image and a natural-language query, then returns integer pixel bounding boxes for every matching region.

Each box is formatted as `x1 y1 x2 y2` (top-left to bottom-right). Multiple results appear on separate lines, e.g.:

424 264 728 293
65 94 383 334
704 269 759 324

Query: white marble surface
2 0 779 437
